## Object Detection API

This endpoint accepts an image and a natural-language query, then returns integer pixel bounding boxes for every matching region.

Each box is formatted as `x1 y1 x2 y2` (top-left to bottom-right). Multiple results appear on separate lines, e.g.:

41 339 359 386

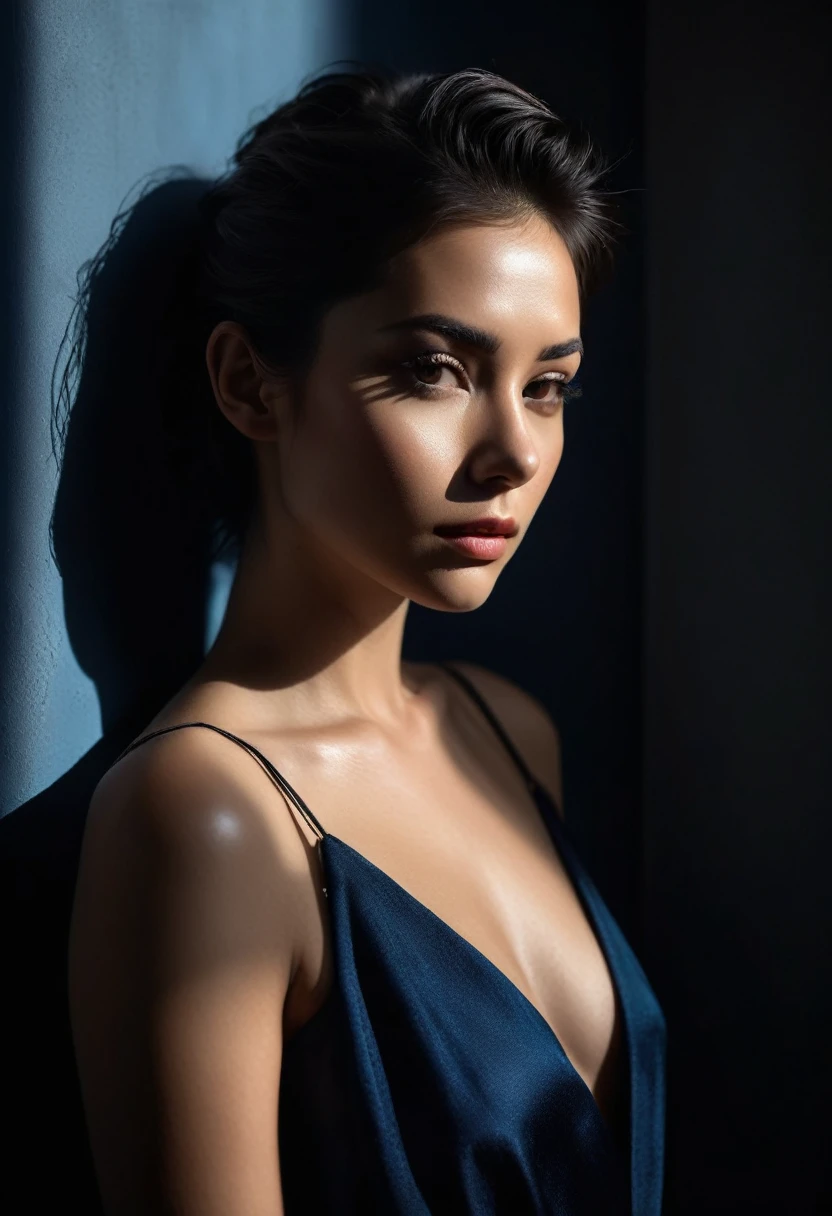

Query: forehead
321 214 581 352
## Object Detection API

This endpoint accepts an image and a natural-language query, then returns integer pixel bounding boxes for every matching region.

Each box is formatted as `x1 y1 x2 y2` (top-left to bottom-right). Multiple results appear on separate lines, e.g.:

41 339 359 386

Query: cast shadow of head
0 173 223 1211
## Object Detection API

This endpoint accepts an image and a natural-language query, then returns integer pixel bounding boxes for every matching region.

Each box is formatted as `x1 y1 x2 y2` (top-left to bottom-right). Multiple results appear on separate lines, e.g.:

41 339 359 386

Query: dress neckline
287 778 631 1164
113 680 637 1172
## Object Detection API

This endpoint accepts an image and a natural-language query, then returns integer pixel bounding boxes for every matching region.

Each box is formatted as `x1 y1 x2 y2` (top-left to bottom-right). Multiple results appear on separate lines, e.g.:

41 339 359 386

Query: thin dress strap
439 662 541 795
113 722 328 842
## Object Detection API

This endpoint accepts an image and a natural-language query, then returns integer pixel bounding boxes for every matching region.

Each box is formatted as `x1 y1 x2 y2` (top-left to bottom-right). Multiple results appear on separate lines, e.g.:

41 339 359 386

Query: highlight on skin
205 212 585 620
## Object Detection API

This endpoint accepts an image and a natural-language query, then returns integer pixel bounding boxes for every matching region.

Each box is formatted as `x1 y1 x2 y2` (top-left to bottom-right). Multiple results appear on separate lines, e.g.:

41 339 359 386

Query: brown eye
526 375 583 408
525 378 565 406
400 351 468 395
414 362 450 386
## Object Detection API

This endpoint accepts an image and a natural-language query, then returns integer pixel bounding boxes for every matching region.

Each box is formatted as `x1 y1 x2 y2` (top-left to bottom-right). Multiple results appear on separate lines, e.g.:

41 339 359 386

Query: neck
200 507 421 731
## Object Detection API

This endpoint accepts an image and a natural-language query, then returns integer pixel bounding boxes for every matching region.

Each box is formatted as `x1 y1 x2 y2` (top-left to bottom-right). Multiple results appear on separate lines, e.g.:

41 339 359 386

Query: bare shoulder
76 722 314 1012
443 660 565 821
69 725 306 1214
86 722 312 880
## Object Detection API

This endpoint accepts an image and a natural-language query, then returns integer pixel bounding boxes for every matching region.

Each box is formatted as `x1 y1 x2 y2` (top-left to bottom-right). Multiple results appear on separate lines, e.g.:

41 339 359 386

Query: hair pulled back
54 64 624 565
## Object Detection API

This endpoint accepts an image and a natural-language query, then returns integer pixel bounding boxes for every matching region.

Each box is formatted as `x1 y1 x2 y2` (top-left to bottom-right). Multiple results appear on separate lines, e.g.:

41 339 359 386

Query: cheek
514 414 565 521
545 415 566 476
280 391 452 544
367 405 454 516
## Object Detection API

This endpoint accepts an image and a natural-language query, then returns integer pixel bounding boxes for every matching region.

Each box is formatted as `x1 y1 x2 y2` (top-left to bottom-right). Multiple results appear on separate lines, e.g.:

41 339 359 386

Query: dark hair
53 64 624 566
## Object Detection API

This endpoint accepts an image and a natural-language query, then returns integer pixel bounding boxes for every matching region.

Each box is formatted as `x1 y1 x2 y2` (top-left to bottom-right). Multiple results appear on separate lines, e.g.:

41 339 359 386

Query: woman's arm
68 731 301 1215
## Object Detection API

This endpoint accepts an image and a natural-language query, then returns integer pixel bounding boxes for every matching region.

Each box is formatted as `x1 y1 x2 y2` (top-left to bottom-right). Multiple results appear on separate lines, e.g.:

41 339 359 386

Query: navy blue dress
115 662 666 1214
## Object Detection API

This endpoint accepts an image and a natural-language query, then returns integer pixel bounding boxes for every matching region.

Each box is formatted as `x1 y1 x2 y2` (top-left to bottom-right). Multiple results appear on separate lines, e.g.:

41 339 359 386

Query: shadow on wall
0 175 225 1213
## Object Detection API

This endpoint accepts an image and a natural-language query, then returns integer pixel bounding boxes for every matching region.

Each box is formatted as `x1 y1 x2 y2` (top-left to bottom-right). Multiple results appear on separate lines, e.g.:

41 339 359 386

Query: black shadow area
0 176 218 1214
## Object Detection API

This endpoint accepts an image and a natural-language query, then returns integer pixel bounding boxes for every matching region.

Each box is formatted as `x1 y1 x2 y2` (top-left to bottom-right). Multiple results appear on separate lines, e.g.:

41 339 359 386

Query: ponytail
51 63 623 575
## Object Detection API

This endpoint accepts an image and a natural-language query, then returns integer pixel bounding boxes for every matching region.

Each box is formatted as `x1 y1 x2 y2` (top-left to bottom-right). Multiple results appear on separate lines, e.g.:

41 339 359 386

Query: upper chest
152 669 625 1118
280 725 622 1110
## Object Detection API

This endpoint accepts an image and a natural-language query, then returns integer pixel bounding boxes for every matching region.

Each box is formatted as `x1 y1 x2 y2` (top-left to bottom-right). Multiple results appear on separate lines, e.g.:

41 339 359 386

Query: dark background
1 0 830 1211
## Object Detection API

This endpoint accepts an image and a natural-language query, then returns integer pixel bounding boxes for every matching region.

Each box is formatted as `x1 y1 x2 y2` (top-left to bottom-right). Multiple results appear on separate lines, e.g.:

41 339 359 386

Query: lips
434 517 518 538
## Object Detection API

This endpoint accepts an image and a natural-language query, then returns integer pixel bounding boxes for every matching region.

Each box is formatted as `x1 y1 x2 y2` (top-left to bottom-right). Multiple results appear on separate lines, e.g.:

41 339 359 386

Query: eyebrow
377 312 584 362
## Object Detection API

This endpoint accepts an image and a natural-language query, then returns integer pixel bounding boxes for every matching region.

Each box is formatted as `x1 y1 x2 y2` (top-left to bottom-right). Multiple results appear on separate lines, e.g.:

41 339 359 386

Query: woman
68 65 666 1215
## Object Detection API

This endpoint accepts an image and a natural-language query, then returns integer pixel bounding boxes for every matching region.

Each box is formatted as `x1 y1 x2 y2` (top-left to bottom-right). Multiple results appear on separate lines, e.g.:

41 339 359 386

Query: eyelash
399 350 583 410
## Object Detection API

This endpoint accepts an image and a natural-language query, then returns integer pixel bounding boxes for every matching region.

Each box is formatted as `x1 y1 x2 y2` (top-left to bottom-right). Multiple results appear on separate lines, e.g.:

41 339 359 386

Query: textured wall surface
1 0 340 816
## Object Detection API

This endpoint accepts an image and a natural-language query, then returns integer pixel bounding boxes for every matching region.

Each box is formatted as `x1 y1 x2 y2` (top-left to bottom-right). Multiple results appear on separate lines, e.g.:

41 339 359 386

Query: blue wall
1 0 342 817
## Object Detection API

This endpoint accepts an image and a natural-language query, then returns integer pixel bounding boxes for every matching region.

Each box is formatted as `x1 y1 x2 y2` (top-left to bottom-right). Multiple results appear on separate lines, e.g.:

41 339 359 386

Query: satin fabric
115 664 666 1214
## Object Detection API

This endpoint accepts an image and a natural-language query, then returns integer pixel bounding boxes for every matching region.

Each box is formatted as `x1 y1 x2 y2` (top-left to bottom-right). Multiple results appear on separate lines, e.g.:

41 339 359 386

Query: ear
205 321 289 442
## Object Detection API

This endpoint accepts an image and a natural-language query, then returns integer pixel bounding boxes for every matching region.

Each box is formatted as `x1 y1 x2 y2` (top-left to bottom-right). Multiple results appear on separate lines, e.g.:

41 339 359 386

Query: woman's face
269 211 582 612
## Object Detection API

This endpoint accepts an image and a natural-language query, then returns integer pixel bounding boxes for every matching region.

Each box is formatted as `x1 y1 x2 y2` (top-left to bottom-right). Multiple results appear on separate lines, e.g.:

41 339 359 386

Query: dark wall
644 0 832 1210
349 0 832 1207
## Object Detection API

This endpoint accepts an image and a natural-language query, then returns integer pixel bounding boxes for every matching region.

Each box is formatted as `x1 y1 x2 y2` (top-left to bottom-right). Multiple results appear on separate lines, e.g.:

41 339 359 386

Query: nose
465 391 542 489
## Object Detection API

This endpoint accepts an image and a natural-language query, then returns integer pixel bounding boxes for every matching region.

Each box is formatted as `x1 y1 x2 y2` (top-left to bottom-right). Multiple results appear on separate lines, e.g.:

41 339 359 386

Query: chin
410 567 501 613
